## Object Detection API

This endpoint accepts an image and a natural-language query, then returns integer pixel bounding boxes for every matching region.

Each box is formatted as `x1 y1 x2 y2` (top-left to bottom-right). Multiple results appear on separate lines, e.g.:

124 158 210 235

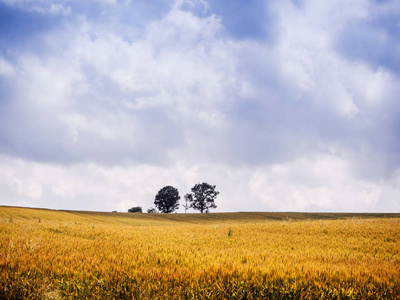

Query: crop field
0 206 399 299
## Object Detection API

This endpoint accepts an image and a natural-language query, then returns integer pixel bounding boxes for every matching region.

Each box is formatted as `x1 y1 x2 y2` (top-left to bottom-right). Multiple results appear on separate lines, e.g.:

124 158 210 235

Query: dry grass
0 206 399 299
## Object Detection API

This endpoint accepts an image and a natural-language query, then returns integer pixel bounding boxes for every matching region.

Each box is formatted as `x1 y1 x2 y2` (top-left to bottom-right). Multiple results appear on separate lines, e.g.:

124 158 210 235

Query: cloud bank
0 0 399 212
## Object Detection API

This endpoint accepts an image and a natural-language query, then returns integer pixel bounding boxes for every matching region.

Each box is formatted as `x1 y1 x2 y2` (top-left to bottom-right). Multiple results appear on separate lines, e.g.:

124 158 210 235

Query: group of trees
128 182 219 214
128 206 143 213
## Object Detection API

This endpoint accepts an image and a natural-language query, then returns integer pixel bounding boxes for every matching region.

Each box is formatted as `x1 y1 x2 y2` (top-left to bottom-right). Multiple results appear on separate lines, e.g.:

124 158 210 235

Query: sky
0 0 399 213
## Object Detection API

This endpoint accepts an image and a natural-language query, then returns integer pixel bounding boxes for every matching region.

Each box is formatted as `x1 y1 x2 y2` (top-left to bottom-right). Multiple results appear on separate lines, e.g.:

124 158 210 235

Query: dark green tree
154 186 180 213
185 182 219 213
128 206 143 213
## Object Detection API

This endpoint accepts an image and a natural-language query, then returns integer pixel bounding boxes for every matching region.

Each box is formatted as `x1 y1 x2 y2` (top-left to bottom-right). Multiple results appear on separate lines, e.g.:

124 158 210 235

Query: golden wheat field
0 206 399 299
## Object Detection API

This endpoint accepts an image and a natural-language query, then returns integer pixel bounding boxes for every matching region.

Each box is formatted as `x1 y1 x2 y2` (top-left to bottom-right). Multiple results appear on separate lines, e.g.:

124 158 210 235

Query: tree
147 207 158 213
154 186 180 213
128 206 143 213
185 182 219 213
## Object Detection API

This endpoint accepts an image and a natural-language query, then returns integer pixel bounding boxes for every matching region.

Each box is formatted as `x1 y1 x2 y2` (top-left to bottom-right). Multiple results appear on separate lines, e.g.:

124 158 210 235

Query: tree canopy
185 182 219 213
154 186 180 213
128 206 143 213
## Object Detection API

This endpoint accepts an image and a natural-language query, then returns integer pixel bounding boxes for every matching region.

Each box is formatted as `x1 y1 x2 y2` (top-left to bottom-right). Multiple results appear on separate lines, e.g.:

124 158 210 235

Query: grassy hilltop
1 206 399 299
1 205 398 225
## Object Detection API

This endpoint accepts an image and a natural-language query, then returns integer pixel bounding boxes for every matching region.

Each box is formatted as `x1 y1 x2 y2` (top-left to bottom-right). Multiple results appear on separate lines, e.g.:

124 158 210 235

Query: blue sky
0 0 399 212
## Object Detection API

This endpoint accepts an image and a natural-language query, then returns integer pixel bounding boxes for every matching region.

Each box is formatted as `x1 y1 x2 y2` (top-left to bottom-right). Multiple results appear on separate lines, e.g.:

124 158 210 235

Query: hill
1 205 399 226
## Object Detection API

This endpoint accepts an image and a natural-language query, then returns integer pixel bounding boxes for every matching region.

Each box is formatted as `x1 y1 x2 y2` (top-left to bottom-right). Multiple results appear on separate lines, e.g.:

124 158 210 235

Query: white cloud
1 153 399 212
0 155 177 211
1 0 399 212
248 153 390 212
1 0 71 15
0 58 14 77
